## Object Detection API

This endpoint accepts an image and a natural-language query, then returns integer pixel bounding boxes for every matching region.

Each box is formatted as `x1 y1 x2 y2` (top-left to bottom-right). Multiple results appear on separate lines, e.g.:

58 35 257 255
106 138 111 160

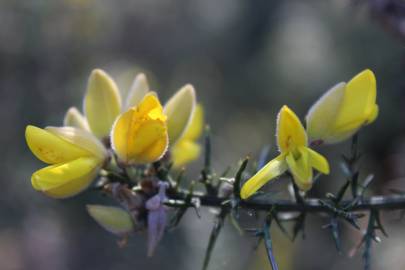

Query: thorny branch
165 191 405 212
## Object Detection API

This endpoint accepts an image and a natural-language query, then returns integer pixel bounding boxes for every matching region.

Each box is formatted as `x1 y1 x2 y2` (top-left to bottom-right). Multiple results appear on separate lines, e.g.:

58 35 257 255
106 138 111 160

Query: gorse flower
25 125 107 198
65 69 149 139
306 69 378 145
26 68 201 199
240 106 330 200
64 69 197 150
111 94 169 164
171 104 204 168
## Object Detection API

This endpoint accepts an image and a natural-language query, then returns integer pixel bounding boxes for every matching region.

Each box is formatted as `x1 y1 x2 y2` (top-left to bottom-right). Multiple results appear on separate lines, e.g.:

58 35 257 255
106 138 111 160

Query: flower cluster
25 69 204 253
241 69 378 199
25 68 378 257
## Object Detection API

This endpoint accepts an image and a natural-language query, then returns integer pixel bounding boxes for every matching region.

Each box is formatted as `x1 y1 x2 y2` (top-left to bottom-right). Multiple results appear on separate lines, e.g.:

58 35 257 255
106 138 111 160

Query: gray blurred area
2 0 405 269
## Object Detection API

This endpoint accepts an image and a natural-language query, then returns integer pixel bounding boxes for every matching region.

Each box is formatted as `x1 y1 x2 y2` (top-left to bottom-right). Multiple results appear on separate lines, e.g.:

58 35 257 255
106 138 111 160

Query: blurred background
2 0 405 269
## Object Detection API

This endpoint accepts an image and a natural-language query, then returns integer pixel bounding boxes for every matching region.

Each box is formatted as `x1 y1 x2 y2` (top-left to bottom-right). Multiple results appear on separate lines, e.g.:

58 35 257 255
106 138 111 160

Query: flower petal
286 148 313 191
164 84 196 144
46 126 107 161
25 125 90 164
125 73 149 109
31 157 101 198
111 94 168 164
333 69 377 133
306 147 329 174
277 105 307 153
171 140 201 168
84 69 122 139
305 82 345 144
181 103 204 141
240 154 287 200
87 205 134 235
63 107 90 131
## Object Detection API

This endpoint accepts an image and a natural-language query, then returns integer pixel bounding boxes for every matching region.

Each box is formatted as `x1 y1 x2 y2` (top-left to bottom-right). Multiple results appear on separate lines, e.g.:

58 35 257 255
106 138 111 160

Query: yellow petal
171 140 201 168
286 148 313 191
25 125 90 164
63 107 90 131
125 73 149 109
277 105 307 153
84 69 122 139
334 69 377 130
306 147 329 174
305 82 345 143
181 104 204 141
46 126 107 161
31 157 101 198
240 154 287 200
111 94 168 164
367 104 379 124
306 70 378 144
87 205 134 235
164 84 196 144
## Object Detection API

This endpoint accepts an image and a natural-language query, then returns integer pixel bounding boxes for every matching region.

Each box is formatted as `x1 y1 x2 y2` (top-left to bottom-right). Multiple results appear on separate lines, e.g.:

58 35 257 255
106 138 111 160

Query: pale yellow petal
305 82 345 143
25 125 90 164
171 140 201 168
367 104 379 124
63 107 90 131
277 106 307 152
164 84 196 144
333 69 377 133
286 148 313 191
87 205 134 235
181 104 204 141
84 69 122 138
46 126 107 161
240 154 287 200
306 147 329 174
31 157 101 198
125 73 149 109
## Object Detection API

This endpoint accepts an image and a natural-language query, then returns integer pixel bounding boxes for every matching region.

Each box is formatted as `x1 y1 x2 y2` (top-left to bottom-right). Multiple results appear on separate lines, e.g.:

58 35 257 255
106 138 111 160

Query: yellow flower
240 106 329 200
111 94 168 164
306 69 378 145
171 104 204 168
63 68 198 164
65 69 196 147
65 69 151 137
25 125 107 198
